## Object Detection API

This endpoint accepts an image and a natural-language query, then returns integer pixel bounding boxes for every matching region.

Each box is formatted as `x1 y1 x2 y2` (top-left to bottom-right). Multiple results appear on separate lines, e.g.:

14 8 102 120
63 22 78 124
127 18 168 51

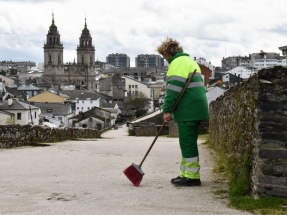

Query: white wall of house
6 109 40 125
123 76 151 99
226 66 255 79
206 86 226 106
0 113 13 125
75 98 100 115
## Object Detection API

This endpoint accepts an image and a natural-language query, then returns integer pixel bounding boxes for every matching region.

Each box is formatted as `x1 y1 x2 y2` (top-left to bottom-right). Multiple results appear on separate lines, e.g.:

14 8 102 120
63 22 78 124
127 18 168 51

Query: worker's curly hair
157 37 183 58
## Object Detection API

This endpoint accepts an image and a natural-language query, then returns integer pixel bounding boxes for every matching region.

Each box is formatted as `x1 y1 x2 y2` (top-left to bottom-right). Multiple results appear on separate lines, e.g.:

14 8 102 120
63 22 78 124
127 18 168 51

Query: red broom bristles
123 163 145 186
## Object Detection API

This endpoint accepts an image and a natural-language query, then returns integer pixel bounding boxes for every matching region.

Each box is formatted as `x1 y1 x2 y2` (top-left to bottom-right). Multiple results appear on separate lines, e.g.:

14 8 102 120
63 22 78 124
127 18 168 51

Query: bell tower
43 13 64 75
76 18 95 66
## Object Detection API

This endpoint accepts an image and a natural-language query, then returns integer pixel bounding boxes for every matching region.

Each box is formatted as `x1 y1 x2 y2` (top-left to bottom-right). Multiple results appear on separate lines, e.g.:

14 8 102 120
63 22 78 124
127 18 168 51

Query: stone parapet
209 66 287 198
0 124 101 148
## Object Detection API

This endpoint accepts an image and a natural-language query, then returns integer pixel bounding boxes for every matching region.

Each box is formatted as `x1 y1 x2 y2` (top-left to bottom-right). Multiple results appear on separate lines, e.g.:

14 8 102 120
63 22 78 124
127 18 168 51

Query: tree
126 91 150 117
5 117 14 125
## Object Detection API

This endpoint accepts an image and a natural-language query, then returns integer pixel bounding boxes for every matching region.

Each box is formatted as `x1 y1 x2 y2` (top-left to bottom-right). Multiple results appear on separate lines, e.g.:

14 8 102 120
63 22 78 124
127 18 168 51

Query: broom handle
139 69 197 167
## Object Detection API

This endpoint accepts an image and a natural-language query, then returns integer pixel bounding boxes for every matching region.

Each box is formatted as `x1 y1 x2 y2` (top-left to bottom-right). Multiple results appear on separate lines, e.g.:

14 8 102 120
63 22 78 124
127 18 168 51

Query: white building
226 66 256 79
206 86 226 106
0 99 40 125
250 51 287 69
122 75 154 113
75 98 100 115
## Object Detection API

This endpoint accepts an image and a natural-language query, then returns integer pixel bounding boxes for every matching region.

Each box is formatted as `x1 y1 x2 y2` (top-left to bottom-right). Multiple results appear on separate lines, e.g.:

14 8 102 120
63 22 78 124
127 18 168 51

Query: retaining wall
209 66 287 197
0 124 101 148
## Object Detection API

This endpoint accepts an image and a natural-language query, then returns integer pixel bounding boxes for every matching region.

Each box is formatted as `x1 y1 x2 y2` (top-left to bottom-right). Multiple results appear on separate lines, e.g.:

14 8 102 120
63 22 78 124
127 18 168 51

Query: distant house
34 103 74 127
222 73 244 88
17 80 42 99
61 89 112 114
4 86 27 101
69 106 114 129
225 66 256 79
122 75 151 98
0 75 16 88
0 110 14 125
98 74 126 102
206 86 226 106
0 99 40 125
28 91 67 104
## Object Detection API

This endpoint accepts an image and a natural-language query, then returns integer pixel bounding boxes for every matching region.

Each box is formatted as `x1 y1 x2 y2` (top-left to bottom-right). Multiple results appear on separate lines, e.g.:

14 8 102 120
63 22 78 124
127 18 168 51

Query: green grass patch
229 196 287 214
198 133 210 145
205 133 287 214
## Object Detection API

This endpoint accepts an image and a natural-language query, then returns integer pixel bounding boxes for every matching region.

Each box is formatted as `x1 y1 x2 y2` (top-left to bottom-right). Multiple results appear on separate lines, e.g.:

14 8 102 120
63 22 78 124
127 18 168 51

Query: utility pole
29 106 34 125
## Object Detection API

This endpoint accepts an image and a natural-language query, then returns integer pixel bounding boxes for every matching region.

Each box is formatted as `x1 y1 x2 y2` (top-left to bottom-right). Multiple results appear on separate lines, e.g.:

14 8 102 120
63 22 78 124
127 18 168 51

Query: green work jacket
162 52 209 122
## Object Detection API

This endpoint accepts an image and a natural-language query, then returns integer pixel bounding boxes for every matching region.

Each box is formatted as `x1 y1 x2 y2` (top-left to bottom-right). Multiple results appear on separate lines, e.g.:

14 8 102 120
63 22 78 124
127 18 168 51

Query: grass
201 133 287 215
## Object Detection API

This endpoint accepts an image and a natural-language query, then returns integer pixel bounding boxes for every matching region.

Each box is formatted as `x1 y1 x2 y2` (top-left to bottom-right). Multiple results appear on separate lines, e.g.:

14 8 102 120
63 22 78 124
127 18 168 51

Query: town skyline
1 0 287 68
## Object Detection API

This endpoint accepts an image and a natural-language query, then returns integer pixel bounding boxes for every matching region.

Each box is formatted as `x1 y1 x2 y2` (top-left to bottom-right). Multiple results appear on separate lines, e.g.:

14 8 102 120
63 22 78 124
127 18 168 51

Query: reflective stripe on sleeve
187 82 204 88
167 84 183 92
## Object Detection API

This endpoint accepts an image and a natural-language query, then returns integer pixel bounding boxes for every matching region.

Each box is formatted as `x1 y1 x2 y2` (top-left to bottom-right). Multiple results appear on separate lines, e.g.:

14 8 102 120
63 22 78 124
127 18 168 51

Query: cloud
1 0 287 68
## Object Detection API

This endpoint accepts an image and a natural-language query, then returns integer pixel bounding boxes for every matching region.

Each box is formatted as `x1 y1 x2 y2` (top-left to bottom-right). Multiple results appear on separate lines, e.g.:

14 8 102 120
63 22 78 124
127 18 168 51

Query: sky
1 0 287 68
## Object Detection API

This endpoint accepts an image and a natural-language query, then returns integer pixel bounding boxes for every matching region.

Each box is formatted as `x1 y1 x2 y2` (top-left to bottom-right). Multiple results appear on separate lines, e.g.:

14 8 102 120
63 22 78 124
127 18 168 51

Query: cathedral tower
76 18 95 66
43 13 64 75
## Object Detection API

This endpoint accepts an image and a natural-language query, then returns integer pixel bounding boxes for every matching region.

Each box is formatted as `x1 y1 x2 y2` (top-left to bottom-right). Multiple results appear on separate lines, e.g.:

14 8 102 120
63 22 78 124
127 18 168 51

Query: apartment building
135 54 164 67
106 53 130 67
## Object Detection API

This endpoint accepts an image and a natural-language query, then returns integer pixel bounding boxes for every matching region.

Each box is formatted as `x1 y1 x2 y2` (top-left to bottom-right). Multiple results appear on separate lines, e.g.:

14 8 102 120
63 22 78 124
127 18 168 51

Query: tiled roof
61 90 102 100
33 103 72 115
17 84 41 91
0 100 39 110
5 87 27 98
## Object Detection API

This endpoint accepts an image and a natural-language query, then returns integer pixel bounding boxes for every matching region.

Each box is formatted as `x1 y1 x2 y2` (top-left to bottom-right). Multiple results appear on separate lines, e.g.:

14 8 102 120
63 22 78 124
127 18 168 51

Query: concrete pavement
0 126 251 215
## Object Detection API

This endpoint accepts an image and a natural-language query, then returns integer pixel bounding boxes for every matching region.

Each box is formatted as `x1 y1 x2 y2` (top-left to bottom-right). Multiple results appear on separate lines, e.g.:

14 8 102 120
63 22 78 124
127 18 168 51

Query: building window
34 112 37 119
81 107 84 110
135 85 138 88
58 117 62 120
129 85 131 88
77 107 79 110
88 107 90 110
17 113 21 120
132 85 134 88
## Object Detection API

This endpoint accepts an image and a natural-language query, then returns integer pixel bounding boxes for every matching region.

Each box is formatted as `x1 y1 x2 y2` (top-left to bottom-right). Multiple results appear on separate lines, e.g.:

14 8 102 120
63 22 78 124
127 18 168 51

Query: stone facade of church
43 14 96 90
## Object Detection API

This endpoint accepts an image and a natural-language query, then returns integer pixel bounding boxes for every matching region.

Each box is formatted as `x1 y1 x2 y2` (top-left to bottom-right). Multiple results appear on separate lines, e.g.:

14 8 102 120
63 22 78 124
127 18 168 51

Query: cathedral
43 14 96 90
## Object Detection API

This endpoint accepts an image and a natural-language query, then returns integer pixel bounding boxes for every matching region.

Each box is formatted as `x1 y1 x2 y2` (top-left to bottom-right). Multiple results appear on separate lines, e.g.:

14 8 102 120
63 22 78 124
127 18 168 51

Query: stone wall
0 124 101 148
209 66 287 197
135 123 157 136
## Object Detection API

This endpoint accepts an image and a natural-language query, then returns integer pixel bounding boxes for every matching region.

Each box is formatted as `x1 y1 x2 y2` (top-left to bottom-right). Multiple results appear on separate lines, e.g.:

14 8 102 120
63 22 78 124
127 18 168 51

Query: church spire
85 17 87 29
52 12 54 25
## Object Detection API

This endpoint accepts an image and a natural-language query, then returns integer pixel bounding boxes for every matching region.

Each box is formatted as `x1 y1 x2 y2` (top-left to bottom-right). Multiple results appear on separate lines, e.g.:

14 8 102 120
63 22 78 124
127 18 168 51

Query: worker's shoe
171 176 182 183
171 177 201 186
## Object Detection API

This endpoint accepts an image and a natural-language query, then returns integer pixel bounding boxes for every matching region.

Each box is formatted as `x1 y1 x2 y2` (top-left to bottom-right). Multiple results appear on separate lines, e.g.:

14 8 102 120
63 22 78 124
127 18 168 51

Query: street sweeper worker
157 37 209 186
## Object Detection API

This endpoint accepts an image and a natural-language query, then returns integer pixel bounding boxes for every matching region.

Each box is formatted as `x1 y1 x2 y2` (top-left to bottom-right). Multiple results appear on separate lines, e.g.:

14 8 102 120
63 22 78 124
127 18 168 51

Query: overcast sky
1 0 287 67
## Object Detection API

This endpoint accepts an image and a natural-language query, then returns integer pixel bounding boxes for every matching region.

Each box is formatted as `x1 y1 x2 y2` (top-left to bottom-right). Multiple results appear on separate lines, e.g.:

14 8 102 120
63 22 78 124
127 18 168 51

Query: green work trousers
178 121 201 179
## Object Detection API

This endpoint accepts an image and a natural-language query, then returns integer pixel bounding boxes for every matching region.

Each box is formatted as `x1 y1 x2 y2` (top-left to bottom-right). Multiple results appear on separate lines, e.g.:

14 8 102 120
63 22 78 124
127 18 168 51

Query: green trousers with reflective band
178 121 201 179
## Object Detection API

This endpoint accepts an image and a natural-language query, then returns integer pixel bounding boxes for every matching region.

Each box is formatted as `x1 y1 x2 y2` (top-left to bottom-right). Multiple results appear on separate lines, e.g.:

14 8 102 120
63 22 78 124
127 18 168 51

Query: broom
123 69 197 186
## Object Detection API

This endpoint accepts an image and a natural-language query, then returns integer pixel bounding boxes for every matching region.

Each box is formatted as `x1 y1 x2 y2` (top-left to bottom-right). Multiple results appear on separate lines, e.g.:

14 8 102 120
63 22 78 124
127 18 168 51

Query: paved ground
0 126 251 215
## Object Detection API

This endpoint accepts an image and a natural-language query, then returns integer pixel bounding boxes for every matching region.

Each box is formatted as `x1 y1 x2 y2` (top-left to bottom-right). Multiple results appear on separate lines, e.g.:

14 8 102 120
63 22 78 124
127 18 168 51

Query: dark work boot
171 177 201 186
171 176 182 183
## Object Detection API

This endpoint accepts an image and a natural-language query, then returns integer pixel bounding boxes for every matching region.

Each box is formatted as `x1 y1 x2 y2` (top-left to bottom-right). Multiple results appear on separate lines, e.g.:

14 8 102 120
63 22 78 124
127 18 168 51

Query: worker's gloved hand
163 113 172 123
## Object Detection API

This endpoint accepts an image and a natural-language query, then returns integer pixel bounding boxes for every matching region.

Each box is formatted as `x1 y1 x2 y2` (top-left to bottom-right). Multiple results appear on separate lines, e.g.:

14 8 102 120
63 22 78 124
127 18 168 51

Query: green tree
5 117 14 125
126 91 150 117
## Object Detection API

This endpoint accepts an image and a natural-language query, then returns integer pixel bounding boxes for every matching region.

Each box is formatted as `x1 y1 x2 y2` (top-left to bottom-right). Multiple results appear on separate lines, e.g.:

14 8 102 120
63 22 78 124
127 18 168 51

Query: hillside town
1 14 287 130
